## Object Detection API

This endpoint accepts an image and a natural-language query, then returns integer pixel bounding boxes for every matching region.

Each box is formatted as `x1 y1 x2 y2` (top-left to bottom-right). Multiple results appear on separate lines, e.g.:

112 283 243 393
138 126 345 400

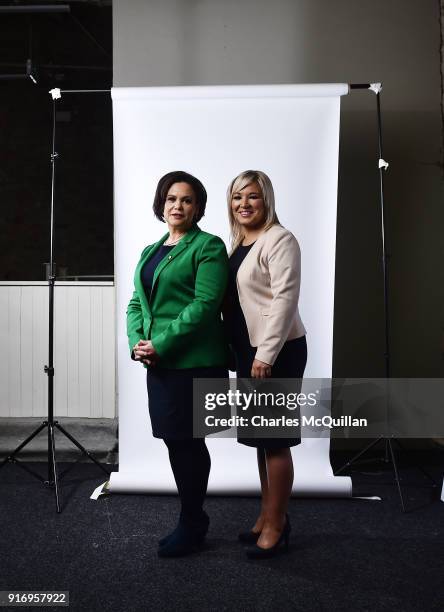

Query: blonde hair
227 170 279 251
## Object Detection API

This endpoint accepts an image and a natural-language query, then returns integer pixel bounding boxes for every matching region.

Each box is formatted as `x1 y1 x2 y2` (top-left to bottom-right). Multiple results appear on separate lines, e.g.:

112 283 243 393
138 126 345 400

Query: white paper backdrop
110 83 351 497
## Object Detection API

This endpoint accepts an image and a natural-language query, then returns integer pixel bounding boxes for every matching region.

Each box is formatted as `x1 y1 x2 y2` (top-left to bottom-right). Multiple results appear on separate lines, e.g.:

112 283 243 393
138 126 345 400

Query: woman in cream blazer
225 170 307 559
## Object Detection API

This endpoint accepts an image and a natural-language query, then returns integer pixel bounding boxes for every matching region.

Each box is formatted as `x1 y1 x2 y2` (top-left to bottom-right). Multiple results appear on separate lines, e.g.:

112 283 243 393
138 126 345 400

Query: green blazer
126 225 229 369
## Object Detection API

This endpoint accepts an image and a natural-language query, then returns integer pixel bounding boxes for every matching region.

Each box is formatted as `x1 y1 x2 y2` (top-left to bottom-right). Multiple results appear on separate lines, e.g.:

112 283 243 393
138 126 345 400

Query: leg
164 438 210 523
251 447 269 533
256 447 293 549
158 438 211 556
248 337 304 550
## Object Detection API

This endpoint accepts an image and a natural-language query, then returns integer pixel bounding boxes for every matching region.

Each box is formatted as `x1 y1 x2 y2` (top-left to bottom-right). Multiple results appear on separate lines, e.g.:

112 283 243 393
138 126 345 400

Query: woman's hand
133 340 159 366
251 359 272 378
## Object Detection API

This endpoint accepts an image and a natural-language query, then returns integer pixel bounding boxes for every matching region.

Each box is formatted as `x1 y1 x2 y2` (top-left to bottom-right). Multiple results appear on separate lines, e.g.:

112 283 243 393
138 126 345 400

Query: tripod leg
54 422 110 475
0 422 47 469
334 437 383 475
392 438 437 486
49 423 61 513
384 439 390 463
48 421 54 484
13 461 46 482
387 438 406 512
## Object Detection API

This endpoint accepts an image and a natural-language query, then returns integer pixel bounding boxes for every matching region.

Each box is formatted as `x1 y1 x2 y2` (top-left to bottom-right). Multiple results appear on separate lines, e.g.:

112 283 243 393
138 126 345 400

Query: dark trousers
163 438 211 523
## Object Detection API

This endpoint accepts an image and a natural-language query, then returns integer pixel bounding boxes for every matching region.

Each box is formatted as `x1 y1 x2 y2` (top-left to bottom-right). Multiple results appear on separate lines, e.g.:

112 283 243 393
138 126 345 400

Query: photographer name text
204 415 368 429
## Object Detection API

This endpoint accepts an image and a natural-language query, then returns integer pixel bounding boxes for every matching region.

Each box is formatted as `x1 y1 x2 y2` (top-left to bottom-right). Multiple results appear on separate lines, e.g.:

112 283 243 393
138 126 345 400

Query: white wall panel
54 286 68 416
90 288 103 419
101 288 116 419
8 288 21 417
66 288 79 417
0 288 10 417
77 288 92 418
0 282 116 419
20 288 34 416
31 286 48 416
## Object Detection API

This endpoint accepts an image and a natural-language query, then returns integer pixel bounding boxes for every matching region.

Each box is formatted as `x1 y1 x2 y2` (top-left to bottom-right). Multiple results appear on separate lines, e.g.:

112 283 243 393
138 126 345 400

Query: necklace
164 234 185 246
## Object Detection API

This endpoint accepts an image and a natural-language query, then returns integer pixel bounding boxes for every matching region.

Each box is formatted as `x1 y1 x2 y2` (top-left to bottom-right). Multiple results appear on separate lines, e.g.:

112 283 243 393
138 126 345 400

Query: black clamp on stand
0 88 110 513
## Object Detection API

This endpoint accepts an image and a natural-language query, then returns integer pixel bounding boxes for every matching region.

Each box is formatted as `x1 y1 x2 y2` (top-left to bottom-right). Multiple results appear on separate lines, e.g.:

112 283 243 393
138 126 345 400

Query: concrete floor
0 418 118 464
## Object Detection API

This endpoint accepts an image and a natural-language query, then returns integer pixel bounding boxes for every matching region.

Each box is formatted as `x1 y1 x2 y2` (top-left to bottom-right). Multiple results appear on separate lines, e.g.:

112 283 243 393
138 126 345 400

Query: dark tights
163 438 211 524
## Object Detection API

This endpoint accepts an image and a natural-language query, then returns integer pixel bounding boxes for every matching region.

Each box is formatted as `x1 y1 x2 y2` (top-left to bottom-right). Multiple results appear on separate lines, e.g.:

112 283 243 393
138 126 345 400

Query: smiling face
231 181 266 230
163 182 198 232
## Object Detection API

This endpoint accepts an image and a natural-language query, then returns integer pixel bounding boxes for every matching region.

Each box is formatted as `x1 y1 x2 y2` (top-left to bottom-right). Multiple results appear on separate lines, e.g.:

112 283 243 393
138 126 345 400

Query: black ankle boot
158 511 209 557
158 524 180 548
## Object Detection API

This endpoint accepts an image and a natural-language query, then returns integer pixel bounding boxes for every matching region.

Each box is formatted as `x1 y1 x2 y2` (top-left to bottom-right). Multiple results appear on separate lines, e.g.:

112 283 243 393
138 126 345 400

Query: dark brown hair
152 171 207 223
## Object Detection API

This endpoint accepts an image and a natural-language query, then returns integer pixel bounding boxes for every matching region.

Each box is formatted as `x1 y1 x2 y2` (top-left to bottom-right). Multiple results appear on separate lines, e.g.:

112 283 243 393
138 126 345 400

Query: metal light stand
0 88 111 513
334 83 437 511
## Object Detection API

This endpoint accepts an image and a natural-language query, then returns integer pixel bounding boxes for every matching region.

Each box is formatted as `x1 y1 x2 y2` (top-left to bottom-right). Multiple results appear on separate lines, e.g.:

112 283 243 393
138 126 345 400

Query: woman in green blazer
127 170 229 558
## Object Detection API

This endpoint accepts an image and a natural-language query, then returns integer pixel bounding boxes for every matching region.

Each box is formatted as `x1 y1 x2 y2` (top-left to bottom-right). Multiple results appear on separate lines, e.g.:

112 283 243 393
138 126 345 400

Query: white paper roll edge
112 83 349 102
101 470 352 498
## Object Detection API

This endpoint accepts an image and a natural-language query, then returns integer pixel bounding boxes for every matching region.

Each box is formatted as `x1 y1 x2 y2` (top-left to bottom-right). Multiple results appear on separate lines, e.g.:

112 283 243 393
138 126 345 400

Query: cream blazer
236 224 306 366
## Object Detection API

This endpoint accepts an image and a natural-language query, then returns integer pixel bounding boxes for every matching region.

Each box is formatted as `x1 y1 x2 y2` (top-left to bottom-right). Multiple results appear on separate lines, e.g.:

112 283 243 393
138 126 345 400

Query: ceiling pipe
0 5 71 13
0 58 37 83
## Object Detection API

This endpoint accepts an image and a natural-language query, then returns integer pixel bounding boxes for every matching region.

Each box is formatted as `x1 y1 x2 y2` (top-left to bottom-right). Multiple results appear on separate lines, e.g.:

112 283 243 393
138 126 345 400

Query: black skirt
235 335 307 449
146 366 228 439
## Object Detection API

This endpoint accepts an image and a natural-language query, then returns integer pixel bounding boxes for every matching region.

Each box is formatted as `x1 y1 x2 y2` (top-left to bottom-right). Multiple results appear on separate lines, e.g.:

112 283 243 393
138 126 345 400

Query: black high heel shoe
238 529 261 544
245 515 291 559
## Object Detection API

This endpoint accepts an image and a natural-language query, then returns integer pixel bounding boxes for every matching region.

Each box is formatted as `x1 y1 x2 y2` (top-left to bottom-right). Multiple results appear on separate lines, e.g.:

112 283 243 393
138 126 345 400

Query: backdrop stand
1 83 436 512
334 83 438 511
0 88 111 513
